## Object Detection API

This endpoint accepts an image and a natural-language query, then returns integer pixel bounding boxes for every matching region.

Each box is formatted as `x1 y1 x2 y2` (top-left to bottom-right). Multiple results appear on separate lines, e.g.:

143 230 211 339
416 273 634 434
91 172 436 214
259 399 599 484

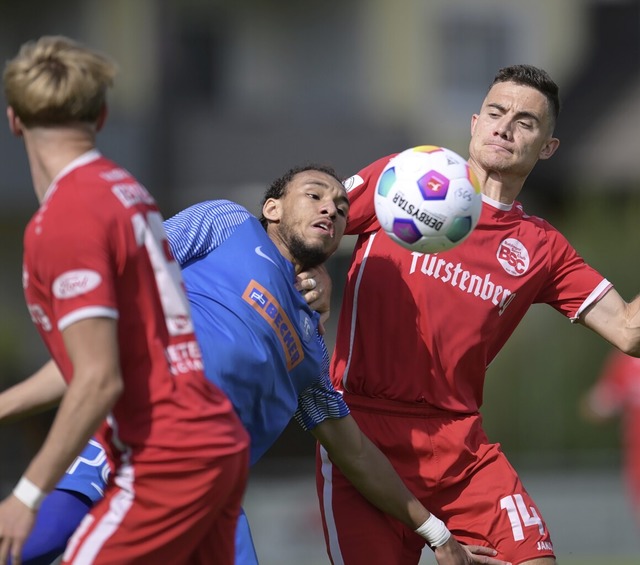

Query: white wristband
415 514 451 547
12 477 46 511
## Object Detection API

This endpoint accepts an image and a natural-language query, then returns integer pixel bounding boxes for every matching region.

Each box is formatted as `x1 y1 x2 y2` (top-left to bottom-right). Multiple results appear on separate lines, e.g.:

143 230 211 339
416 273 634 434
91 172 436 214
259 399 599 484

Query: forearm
329 434 429 528
21 365 122 494
313 416 429 529
0 360 66 423
582 290 640 356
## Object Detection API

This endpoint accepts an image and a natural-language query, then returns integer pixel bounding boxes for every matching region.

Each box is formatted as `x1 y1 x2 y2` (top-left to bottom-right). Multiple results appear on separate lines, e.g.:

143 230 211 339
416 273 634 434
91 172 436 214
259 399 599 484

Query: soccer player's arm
0 318 122 563
296 264 332 332
0 360 66 423
298 362 507 564
311 416 508 564
343 154 396 235
164 200 251 266
580 287 640 357
537 225 640 355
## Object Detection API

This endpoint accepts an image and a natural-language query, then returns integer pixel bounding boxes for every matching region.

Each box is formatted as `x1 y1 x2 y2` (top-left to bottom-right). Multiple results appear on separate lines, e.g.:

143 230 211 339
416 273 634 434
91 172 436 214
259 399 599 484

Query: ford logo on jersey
242 280 304 371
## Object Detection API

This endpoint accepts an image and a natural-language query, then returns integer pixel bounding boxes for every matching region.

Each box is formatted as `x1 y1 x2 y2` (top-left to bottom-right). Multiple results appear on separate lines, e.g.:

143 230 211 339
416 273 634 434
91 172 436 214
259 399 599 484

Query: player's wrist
415 513 451 547
12 476 46 511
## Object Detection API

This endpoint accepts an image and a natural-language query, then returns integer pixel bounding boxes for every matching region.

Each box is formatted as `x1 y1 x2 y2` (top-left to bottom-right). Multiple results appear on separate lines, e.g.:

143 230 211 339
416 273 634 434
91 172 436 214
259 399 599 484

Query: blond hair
3 35 118 127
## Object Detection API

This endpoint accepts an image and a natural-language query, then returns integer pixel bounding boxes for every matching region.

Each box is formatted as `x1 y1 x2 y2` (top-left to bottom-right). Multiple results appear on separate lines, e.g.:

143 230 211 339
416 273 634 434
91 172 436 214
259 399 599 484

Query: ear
262 198 282 223
470 113 479 135
6 106 23 137
96 104 108 132
539 137 560 160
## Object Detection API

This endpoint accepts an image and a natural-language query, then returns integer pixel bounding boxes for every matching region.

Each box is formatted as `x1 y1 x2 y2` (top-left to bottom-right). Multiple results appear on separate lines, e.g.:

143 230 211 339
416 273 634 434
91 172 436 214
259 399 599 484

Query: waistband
342 391 478 419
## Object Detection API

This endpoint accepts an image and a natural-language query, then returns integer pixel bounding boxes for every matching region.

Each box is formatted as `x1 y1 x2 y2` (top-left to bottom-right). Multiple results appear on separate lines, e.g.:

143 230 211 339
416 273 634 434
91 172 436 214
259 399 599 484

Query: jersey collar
481 193 513 212
42 149 103 202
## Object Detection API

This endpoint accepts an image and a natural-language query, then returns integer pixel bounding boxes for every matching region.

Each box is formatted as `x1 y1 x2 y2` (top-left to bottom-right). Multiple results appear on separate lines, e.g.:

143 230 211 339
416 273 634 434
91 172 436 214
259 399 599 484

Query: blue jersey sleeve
55 438 109 504
164 200 252 265
294 334 350 430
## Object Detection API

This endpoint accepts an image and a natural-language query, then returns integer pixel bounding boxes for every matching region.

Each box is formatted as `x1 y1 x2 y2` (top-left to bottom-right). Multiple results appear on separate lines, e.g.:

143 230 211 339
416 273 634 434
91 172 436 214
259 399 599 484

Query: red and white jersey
589 350 640 447
333 154 612 413
23 150 247 459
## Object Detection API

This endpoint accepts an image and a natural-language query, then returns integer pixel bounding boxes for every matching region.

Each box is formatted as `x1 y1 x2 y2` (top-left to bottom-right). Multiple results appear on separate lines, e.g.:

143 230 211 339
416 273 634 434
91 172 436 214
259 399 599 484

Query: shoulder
167 200 252 228
344 153 398 193
509 201 569 242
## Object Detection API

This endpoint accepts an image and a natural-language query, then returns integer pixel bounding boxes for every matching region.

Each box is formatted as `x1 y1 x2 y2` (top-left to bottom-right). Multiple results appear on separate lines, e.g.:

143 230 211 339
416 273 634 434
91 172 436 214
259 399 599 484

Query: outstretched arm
580 288 640 356
312 416 511 565
0 360 66 423
0 318 122 565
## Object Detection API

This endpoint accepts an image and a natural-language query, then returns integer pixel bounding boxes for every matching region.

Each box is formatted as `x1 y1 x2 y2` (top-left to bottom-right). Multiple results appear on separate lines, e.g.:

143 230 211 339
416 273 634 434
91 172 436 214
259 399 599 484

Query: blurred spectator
580 348 640 528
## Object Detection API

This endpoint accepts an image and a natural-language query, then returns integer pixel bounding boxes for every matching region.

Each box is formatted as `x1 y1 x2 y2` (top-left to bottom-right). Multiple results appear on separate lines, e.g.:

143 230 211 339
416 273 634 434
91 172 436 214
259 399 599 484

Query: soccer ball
374 145 482 253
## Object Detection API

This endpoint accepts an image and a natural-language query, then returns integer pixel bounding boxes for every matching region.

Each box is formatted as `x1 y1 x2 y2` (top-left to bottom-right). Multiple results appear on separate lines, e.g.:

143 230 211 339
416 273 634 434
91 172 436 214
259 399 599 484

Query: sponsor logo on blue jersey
243 280 304 370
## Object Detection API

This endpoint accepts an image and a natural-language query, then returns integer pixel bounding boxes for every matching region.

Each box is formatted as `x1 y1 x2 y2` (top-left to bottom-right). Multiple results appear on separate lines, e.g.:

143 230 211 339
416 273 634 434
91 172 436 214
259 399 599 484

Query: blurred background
0 0 639 563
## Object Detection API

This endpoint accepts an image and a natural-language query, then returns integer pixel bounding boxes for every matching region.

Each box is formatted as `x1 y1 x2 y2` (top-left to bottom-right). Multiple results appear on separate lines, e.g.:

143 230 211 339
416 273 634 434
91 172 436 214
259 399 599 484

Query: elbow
615 331 640 358
103 371 124 405
619 343 640 358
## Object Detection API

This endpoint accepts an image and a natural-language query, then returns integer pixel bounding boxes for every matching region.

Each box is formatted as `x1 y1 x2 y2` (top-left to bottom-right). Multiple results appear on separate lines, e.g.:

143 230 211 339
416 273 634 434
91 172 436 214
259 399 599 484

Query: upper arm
62 317 122 385
580 287 640 355
164 201 251 265
344 154 395 234
311 415 366 462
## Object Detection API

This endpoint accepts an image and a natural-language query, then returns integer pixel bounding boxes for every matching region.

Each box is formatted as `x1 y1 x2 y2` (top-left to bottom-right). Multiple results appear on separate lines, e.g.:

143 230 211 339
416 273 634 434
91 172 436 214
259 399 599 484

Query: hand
434 537 511 565
295 265 332 334
0 495 37 565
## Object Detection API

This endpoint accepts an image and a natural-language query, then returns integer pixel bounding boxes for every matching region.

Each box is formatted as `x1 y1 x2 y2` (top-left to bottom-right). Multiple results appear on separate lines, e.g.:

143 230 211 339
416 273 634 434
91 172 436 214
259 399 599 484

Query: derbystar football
374 145 482 253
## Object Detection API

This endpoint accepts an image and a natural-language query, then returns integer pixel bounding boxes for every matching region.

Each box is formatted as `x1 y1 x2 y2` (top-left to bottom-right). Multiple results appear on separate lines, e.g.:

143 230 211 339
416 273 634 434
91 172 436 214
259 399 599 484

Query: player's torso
334 202 564 412
180 217 323 458
23 156 245 457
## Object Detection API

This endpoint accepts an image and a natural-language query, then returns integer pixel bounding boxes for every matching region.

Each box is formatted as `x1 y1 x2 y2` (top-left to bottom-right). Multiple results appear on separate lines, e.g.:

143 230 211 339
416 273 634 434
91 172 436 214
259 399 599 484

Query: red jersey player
316 64 640 565
0 36 249 564
581 349 640 528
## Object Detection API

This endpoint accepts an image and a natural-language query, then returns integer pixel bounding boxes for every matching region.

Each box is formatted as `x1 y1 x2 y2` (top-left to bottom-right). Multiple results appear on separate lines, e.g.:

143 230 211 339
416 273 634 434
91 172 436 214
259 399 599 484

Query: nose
320 200 338 219
494 117 513 140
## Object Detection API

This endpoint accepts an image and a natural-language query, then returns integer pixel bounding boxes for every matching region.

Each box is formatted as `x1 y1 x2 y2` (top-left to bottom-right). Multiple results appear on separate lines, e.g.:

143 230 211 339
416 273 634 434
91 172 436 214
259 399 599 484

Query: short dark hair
259 163 342 229
490 64 560 123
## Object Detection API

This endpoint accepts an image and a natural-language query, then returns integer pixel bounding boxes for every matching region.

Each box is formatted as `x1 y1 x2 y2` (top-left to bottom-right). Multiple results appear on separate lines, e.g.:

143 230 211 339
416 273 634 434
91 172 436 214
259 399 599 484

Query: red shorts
62 448 249 565
316 394 555 565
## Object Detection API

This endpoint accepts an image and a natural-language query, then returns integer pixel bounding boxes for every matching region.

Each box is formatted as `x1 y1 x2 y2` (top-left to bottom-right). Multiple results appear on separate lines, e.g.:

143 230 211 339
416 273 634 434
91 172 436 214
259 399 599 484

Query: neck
468 158 527 205
22 126 97 202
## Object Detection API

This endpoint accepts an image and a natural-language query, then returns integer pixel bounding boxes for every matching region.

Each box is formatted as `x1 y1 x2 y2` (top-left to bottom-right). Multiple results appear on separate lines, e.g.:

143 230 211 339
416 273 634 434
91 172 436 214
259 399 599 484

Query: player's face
469 81 559 178
270 171 349 271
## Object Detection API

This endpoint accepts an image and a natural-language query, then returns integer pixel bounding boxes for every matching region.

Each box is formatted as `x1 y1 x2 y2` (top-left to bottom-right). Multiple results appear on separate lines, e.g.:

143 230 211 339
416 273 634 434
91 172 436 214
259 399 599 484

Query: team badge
497 238 530 276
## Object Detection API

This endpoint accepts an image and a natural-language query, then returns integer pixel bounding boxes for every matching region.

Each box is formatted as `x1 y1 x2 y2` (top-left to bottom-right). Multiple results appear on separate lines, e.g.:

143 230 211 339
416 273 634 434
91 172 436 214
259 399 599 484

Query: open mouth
312 220 334 238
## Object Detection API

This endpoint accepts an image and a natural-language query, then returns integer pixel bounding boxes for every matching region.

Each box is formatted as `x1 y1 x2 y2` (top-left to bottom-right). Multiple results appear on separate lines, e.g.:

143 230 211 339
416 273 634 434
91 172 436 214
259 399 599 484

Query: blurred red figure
581 349 640 527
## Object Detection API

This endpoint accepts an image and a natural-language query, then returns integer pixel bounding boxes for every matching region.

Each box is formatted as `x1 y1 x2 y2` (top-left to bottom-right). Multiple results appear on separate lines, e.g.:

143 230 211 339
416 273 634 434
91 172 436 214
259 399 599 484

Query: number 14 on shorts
500 494 545 540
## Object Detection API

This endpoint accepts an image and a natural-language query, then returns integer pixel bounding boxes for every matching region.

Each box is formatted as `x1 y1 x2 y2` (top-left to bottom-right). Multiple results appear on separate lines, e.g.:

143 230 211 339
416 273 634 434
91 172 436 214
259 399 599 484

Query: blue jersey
45 200 349 565
55 438 109 504
165 200 349 464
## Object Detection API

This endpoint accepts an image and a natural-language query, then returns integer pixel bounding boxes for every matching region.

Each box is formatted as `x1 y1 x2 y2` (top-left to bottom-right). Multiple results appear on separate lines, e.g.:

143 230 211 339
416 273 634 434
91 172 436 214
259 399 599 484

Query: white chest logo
343 174 364 192
497 238 530 276
53 269 102 299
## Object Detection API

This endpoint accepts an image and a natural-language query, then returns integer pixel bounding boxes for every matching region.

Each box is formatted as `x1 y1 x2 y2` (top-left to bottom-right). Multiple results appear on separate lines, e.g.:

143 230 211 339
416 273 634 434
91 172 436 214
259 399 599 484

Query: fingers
465 544 511 565
300 277 318 292
0 537 8 565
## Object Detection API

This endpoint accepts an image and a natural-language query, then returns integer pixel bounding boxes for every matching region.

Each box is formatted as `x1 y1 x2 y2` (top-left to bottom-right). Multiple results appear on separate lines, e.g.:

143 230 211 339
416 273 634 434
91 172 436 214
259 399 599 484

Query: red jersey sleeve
33 199 119 332
344 154 397 235
533 220 610 320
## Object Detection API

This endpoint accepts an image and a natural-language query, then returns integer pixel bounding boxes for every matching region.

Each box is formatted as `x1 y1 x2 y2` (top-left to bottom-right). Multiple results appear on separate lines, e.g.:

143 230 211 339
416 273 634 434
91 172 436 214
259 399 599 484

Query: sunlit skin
468 81 560 205
263 170 349 273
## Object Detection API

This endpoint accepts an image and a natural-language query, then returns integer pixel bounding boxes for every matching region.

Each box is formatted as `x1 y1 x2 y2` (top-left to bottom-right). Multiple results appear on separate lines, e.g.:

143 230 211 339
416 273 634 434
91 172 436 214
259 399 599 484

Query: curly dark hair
258 163 342 229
